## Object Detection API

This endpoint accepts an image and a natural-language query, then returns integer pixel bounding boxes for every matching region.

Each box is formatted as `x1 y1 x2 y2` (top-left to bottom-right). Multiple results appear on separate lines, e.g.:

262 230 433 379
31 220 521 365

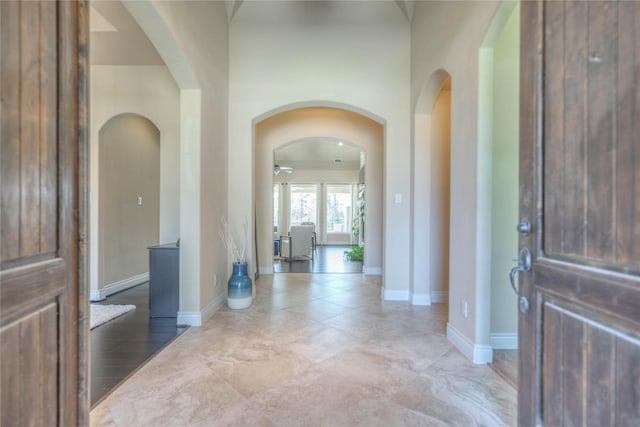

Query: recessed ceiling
275 139 362 171
90 1 164 66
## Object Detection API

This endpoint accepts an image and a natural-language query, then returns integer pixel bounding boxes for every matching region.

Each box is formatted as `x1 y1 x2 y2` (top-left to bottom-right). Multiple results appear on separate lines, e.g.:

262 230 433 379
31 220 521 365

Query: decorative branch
219 216 248 264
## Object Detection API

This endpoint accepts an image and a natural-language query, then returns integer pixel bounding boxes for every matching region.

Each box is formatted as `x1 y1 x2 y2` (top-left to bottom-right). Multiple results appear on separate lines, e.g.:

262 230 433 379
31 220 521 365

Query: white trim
383 288 410 301
177 292 227 327
259 266 274 275
363 266 382 275
446 323 493 364
490 333 518 350
90 289 106 302
431 291 448 304
177 311 202 326
90 273 149 302
411 292 432 306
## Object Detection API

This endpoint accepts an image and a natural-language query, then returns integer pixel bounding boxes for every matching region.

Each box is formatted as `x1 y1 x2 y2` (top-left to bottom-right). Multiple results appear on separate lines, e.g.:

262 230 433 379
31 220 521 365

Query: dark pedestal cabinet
148 243 179 318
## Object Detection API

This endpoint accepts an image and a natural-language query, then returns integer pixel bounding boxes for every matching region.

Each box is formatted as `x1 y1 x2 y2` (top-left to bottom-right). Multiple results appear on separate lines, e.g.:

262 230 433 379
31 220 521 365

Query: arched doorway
412 70 452 308
254 106 384 277
98 113 160 293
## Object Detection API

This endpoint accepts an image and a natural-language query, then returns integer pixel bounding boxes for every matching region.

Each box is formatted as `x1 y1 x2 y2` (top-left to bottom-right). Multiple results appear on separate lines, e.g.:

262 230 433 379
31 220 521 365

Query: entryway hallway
91 273 516 426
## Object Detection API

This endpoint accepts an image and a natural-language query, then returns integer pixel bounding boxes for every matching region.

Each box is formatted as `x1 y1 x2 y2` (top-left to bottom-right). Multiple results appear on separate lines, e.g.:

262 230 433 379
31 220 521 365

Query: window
289 184 317 225
326 185 352 233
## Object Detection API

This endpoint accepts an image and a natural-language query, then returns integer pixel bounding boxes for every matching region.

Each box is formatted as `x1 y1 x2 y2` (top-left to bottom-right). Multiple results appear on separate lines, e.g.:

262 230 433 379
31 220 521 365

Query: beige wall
89 65 180 299
430 88 451 300
412 0 500 362
256 108 383 274
229 1 410 288
149 0 229 322
99 115 160 287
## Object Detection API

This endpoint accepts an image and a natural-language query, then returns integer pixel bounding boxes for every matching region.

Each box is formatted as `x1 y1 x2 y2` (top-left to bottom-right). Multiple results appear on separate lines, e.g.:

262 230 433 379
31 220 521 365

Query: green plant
352 185 365 238
344 245 364 261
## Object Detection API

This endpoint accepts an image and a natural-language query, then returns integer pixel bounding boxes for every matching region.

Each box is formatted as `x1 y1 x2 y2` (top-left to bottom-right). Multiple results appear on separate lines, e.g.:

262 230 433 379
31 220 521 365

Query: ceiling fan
273 164 293 176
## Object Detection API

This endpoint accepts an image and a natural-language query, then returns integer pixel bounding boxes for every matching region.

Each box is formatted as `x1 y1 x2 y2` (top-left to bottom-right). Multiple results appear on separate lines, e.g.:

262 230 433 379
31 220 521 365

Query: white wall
489 3 520 349
90 65 180 299
411 1 500 363
149 0 229 324
121 0 229 325
229 1 410 292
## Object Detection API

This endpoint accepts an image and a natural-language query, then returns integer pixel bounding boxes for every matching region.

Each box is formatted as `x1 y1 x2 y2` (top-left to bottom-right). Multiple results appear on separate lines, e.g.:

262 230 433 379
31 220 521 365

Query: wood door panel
1 259 67 322
542 0 640 272
1 303 58 427
1 0 59 264
520 1 640 424
540 301 640 427
1 0 87 425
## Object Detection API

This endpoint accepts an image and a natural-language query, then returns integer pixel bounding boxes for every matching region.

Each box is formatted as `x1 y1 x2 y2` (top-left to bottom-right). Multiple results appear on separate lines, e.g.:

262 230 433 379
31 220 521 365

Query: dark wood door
519 1 640 425
1 1 89 426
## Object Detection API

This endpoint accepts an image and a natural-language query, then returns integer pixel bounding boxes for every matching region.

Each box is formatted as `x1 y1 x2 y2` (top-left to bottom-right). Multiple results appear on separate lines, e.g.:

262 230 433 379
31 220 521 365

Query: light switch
394 193 402 204
137 196 143 206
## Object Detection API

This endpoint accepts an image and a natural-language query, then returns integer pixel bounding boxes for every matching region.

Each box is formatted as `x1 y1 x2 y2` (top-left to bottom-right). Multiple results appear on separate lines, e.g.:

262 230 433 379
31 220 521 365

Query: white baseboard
90 289 106 302
177 311 202 326
383 288 410 301
363 266 382 275
178 292 227 326
201 292 226 323
431 291 448 304
490 333 518 350
90 273 149 302
411 292 432 305
447 323 493 364
259 266 274 275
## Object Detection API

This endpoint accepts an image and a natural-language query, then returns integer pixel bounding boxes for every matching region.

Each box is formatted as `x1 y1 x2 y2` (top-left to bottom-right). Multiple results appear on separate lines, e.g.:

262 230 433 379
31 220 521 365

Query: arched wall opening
254 106 384 276
98 114 160 291
412 70 452 306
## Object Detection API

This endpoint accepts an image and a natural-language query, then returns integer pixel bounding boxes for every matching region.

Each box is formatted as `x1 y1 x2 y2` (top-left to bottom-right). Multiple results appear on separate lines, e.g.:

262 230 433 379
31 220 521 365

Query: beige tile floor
91 274 516 427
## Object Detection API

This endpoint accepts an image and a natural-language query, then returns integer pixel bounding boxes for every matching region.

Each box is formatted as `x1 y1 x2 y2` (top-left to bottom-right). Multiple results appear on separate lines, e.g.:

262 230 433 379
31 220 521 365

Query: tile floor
91 273 516 426
91 283 188 406
274 245 363 273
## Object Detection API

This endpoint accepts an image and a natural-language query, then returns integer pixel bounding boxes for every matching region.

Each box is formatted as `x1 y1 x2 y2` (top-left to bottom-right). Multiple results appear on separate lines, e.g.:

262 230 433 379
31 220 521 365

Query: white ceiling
275 139 362 171
90 1 164 66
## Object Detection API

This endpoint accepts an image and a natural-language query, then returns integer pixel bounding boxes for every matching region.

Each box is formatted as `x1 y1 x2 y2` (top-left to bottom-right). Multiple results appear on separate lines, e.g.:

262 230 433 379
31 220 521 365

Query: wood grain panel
586 326 614 427
615 337 640 425
0 303 58 427
0 0 21 262
542 304 564 425
19 0 43 257
586 1 616 261
563 312 585 427
1 1 88 423
562 1 587 256
39 0 58 255
615 3 640 266
543 0 565 256
1 1 59 263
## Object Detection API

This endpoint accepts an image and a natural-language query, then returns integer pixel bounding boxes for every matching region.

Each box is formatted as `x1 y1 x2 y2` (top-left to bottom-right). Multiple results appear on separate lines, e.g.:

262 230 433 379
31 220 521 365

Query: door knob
510 248 531 313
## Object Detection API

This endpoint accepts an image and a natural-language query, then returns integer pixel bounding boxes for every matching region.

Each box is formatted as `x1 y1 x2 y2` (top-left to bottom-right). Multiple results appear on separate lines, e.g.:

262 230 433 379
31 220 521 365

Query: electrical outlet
213 273 217 288
461 300 469 318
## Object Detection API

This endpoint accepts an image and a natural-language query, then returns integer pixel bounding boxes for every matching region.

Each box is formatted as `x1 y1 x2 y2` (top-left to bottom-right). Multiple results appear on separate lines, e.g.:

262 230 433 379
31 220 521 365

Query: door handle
510 248 531 313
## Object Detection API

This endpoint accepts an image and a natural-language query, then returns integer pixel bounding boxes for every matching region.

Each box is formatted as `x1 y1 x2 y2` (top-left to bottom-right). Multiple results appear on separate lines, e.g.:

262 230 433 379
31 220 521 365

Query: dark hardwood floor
273 245 363 273
90 283 188 407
